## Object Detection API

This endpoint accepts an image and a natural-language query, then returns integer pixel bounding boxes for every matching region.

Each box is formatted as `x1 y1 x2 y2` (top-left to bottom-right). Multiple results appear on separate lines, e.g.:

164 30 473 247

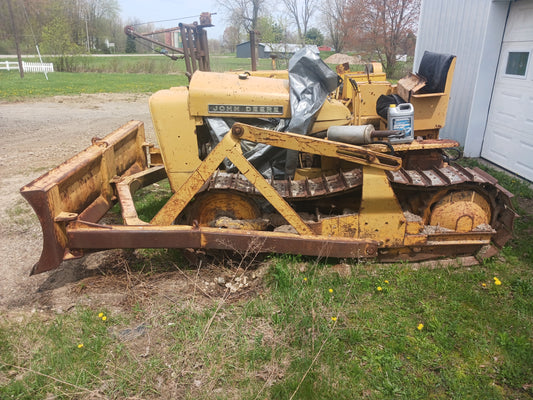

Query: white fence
0 61 54 73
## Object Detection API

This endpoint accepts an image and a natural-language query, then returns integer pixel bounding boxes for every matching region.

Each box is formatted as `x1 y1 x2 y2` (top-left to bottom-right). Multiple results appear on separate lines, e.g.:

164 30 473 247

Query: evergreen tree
126 35 136 53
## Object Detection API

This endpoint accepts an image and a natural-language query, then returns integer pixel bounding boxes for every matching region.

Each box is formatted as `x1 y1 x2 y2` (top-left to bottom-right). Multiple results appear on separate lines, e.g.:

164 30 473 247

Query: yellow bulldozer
21 33 516 275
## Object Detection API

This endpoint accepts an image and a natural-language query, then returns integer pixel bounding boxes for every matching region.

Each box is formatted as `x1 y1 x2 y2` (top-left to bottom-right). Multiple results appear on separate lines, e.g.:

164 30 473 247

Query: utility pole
7 0 24 78
85 18 90 53
250 30 258 71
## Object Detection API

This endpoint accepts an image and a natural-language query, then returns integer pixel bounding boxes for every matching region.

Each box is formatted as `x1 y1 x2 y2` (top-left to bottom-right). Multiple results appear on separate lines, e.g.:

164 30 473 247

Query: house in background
414 0 533 181
236 42 319 59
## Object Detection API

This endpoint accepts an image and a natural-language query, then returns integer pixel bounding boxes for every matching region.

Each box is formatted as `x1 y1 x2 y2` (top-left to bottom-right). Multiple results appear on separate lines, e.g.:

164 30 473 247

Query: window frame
503 50 531 79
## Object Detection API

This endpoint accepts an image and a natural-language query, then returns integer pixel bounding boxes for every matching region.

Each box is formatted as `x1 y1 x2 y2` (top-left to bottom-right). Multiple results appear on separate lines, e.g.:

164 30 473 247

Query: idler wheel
182 191 261 227
428 190 491 232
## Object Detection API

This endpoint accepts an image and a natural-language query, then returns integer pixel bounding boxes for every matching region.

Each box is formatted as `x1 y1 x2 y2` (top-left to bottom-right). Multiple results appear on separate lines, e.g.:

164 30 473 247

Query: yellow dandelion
102 316 107 321
98 312 104 318
77 343 84 348
328 288 333 293
493 277 502 286
482 283 487 288
303 277 307 282
331 316 337 321
384 280 389 284
377 286 382 291
417 323 424 331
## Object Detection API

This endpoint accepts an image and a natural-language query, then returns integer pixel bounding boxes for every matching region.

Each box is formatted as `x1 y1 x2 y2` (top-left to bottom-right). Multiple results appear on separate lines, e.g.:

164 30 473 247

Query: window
505 51 529 77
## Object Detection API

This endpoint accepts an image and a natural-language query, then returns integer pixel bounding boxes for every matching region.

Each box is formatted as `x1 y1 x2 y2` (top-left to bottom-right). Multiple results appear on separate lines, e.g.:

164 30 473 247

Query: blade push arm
152 122 402 226
231 123 402 171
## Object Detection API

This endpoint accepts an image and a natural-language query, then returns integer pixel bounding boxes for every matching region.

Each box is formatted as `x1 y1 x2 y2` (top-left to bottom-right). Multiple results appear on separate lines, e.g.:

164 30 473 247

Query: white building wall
414 0 511 147
463 1 511 156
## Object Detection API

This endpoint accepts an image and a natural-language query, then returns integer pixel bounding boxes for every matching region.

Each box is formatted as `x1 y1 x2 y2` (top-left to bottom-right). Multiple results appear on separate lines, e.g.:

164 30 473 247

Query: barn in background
414 0 533 181
236 41 268 58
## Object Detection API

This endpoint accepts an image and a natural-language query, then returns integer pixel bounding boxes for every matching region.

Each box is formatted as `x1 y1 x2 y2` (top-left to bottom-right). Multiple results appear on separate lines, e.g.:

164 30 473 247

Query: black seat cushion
417 51 455 94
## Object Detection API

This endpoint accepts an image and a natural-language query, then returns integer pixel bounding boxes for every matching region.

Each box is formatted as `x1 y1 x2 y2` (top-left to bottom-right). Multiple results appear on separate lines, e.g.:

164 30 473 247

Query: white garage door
481 0 533 181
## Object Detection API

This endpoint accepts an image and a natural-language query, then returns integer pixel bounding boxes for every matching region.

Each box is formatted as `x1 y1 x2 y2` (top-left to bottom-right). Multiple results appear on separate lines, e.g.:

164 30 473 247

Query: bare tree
222 26 242 52
0 0 123 53
217 0 265 32
0 0 45 54
320 0 349 52
346 0 421 76
81 0 120 51
282 0 317 43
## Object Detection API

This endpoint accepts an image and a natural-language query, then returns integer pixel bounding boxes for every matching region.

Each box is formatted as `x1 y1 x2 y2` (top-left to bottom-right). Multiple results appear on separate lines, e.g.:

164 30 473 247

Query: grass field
0 70 188 100
0 55 276 101
1 243 532 399
1 60 532 399
71 55 276 74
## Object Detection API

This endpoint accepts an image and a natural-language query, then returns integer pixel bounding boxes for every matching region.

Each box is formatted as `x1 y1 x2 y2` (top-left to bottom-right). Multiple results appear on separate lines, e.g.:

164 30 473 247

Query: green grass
206 55 275 71
71 55 194 74
1 253 532 399
14 54 276 72
0 70 188 100
459 157 533 200
264 257 533 399
0 307 169 398
72 55 275 74
132 179 172 223
0 55 278 101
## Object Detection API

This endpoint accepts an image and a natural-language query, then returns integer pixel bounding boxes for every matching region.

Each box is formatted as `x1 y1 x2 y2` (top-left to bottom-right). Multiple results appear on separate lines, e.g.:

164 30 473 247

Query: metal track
201 163 510 201
198 163 516 248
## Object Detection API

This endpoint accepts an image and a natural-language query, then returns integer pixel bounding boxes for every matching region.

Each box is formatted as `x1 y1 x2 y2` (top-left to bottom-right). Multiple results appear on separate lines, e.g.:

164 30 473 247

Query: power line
21 0 48 79
130 13 216 27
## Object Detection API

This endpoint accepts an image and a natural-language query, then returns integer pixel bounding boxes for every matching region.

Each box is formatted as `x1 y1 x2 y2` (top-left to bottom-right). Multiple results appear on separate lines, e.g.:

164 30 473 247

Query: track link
197 163 517 251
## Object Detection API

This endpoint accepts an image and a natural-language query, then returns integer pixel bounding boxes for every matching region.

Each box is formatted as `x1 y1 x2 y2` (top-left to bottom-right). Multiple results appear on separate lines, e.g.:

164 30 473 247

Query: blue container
388 103 414 144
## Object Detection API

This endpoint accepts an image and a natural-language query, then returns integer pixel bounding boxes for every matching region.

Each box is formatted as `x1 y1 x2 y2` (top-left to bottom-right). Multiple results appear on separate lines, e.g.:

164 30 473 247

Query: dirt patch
0 94 146 310
0 94 268 314
324 53 362 65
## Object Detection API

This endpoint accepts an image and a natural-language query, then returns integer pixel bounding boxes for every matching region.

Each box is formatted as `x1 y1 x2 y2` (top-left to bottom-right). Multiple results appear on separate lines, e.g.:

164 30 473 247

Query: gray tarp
206 47 341 178
284 47 341 176
205 117 289 177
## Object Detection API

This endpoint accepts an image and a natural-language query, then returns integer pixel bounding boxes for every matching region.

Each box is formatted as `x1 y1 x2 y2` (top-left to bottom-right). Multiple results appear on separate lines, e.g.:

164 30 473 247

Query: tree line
1 0 420 76
220 0 420 76
0 0 126 55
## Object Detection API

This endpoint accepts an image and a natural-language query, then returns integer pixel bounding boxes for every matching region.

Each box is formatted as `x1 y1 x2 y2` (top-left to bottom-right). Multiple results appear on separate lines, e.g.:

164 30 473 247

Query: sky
118 0 226 39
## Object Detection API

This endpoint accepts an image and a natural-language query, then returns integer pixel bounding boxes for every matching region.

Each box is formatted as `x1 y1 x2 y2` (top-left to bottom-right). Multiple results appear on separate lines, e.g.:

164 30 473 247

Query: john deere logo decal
208 104 284 115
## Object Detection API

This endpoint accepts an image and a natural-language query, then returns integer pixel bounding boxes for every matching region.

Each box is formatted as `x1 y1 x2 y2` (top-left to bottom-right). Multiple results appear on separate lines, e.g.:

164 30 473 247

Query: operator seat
393 50 457 138
416 51 455 94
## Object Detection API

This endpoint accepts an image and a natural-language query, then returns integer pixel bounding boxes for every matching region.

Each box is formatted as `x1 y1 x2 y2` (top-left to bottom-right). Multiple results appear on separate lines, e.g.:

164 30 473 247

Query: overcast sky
118 0 226 39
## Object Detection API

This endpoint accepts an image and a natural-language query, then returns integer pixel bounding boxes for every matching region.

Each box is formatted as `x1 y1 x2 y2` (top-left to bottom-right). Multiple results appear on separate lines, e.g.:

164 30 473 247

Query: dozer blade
20 121 148 275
